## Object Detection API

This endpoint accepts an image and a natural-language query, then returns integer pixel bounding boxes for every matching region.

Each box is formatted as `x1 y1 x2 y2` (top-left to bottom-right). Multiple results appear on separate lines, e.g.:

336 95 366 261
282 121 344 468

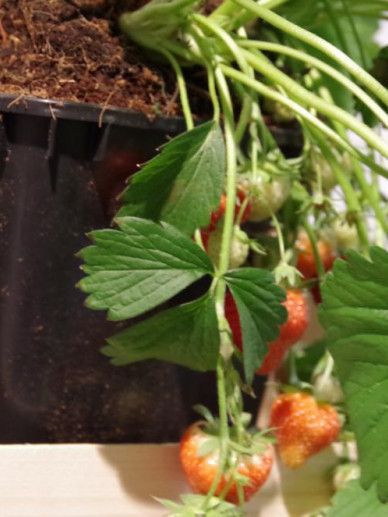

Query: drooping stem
312 131 369 250
238 40 388 127
232 0 388 107
240 48 388 152
202 358 230 507
219 66 353 156
314 78 388 235
192 13 257 145
215 68 237 275
210 0 288 29
161 50 194 130
272 213 286 262
200 63 239 508
220 64 388 178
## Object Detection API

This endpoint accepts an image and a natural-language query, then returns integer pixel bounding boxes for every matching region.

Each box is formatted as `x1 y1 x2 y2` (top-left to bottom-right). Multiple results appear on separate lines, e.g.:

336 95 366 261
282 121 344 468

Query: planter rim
0 93 302 146
0 93 185 133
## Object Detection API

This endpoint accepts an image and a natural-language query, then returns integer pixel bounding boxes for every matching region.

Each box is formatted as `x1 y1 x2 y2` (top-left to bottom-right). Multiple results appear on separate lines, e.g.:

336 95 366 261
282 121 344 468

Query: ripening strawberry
270 392 341 468
180 422 274 503
207 190 251 232
296 232 336 280
226 289 308 374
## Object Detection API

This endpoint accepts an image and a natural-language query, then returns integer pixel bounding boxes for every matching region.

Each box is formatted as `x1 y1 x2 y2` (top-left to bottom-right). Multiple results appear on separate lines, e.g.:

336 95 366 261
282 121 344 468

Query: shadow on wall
98 443 188 510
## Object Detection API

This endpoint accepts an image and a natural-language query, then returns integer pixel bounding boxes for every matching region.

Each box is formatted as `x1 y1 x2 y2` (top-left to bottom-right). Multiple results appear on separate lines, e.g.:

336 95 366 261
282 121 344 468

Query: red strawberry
209 194 227 231
225 290 242 349
270 392 341 468
258 289 308 374
226 290 308 374
180 422 273 503
206 190 252 233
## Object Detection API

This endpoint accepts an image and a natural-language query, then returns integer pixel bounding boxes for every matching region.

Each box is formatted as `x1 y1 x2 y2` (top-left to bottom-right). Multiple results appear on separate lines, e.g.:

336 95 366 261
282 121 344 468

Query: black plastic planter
0 95 272 444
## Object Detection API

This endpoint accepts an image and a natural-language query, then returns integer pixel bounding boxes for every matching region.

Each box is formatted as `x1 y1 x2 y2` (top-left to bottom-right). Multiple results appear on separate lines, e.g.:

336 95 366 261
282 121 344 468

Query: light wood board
0 441 340 517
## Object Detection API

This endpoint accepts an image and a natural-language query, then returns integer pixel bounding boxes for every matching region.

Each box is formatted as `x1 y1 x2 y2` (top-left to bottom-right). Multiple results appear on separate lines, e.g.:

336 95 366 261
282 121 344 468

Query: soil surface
0 0 211 117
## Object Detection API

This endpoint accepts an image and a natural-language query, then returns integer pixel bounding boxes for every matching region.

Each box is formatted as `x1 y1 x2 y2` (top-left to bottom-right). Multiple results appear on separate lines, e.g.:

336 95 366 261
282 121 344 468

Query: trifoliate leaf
118 121 225 235
224 267 287 383
102 294 219 372
326 481 388 517
78 216 213 321
320 247 388 501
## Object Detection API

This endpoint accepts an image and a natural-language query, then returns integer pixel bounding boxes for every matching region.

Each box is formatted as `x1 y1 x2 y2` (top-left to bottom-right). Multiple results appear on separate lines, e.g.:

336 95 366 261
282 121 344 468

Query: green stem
220 64 388 178
315 79 388 234
312 131 369 250
238 40 388 127
161 50 194 130
215 68 237 274
219 66 351 156
302 219 325 280
241 48 388 153
272 213 286 262
201 66 238 510
202 358 229 507
207 65 221 122
192 14 254 143
232 0 388 107
210 0 288 29
186 25 221 121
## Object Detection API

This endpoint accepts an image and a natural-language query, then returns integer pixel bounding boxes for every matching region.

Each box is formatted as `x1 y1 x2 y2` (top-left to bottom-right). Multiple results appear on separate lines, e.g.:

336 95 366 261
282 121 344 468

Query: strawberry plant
78 1 388 514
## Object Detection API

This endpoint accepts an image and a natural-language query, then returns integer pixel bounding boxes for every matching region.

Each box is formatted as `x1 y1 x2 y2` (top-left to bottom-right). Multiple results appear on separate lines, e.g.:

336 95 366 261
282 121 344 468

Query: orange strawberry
270 392 341 468
179 422 273 503
296 232 336 280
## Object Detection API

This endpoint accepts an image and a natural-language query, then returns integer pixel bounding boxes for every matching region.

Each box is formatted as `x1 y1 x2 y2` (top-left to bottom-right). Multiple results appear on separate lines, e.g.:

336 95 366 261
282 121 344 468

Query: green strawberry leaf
224 267 287 384
320 247 388 502
102 294 219 372
118 121 225 235
326 481 388 517
157 494 244 516
78 216 213 321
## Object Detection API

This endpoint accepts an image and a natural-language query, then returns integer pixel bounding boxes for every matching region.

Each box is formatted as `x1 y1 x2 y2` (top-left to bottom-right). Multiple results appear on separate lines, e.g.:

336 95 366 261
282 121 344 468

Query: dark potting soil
0 0 214 117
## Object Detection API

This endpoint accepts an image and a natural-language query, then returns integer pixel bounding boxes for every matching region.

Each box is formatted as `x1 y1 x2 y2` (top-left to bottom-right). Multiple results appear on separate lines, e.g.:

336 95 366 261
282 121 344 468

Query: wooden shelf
0 441 340 516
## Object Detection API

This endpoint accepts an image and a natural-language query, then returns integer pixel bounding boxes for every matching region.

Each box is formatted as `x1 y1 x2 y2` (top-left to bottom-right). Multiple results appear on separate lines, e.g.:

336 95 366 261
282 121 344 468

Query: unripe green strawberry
332 462 360 491
207 226 249 269
313 373 344 405
305 149 336 191
238 175 290 222
304 148 351 192
332 220 359 250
